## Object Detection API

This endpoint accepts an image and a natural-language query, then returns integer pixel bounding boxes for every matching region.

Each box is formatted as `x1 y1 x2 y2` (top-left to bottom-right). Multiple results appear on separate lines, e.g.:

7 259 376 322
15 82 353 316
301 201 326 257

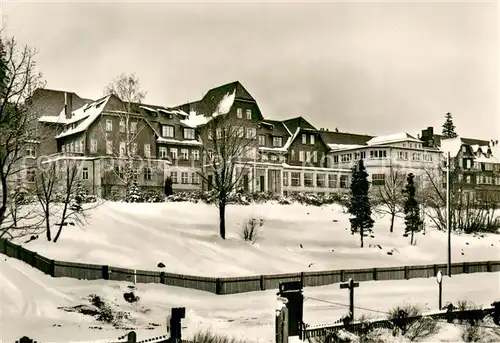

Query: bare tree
102 73 148 197
195 93 258 239
0 35 44 230
372 167 406 233
35 162 57 241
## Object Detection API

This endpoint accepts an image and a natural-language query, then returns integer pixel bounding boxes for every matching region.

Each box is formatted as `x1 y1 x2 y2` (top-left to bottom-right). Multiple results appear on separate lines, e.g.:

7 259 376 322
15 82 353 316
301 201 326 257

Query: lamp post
446 151 451 277
436 270 443 310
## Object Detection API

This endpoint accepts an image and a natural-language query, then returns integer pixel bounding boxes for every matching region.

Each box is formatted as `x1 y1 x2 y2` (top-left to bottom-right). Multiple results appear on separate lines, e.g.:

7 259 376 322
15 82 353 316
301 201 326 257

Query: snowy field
15 201 500 277
1 254 499 343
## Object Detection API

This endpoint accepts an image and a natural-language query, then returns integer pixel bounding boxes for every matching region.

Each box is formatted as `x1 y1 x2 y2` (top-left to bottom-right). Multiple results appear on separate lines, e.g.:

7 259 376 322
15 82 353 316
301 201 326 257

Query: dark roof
432 134 490 147
319 131 373 146
282 117 317 133
29 88 92 118
260 119 291 137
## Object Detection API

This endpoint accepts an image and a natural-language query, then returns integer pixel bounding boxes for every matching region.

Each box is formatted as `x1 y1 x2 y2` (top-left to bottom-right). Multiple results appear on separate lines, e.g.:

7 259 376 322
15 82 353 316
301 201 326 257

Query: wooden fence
1 238 500 295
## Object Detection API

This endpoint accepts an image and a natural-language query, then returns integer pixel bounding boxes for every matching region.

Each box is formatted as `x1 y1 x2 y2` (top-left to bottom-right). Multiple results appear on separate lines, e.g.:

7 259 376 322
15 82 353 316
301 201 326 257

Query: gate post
276 297 289 343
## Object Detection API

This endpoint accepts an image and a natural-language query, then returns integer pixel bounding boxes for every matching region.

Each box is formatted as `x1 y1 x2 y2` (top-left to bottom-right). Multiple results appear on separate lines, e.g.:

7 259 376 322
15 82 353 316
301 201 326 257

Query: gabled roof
32 88 93 122
320 131 373 146
259 119 290 137
366 133 421 146
282 117 316 133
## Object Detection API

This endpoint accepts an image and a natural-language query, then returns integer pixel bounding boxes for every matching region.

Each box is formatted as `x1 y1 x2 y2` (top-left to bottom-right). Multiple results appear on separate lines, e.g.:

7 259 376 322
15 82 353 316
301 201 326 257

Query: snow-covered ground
15 201 500 277
1 254 499 343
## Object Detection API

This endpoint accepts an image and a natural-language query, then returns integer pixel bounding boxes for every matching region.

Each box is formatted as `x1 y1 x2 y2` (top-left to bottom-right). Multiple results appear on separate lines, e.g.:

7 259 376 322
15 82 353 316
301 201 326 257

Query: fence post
487 261 492 273
300 272 305 287
31 252 37 268
373 268 378 281
216 278 223 295
50 260 56 277
340 270 345 282
160 271 166 284
404 266 409 280
102 265 109 280
463 262 468 274
433 264 438 276
169 307 186 343
260 275 266 291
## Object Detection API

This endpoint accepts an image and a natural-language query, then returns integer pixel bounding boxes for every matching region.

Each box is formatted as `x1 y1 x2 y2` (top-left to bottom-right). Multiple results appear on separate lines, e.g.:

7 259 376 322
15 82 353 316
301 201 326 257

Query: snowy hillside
1 254 499 343
15 201 500 277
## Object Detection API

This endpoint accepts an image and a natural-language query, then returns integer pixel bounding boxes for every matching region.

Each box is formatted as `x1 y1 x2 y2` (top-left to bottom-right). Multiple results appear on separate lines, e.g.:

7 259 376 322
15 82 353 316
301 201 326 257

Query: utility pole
340 278 359 320
446 151 451 277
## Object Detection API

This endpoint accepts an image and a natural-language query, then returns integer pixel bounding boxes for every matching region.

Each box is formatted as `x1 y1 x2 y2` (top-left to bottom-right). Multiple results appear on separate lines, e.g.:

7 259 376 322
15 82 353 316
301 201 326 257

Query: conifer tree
442 112 458 138
348 159 374 248
402 173 423 245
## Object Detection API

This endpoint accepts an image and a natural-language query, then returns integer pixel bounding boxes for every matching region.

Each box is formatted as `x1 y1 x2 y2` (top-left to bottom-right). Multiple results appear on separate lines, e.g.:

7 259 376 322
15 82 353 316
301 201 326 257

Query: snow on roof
180 111 210 129
259 146 287 153
440 137 463 157
366 132 420 146
140 105 158 113
281 127 301 151
474 154 497 164
156 137 203 146
213 90 235 117
328 143 365 151
55 96 112 139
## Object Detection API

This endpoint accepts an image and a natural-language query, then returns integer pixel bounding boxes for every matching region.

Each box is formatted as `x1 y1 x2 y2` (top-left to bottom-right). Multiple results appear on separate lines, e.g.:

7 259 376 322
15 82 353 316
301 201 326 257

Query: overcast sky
2 0 498 139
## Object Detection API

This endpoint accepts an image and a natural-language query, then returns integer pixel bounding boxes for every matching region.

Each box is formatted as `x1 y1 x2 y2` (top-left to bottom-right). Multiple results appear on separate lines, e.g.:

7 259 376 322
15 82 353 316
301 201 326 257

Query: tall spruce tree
402 173 423 245
442 112 458 138
348 159 374 248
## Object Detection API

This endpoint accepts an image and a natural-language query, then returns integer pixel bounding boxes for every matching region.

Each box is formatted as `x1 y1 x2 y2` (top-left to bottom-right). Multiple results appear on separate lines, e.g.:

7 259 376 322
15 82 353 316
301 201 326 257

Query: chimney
64 92 73 120
427 126 433 137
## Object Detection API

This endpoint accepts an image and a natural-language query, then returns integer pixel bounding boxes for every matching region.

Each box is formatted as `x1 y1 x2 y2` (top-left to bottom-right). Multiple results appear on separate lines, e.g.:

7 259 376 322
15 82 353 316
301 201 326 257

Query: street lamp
436 270 443 310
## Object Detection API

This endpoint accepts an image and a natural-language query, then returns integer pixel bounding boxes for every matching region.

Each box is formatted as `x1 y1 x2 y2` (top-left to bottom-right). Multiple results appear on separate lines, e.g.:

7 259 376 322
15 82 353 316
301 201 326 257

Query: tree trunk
219 198 226 240
45 208 51 241
390 212 395 233
410 230 414 245
360 227 364 248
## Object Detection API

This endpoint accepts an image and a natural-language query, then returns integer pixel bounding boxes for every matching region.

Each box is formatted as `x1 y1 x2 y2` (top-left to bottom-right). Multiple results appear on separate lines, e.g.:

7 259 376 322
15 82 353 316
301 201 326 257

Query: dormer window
302 134 307 144
237 108 243 119
184 128 195 140
310 135 315 145
246 109 252 120
162 125 174 138
272 136 282 147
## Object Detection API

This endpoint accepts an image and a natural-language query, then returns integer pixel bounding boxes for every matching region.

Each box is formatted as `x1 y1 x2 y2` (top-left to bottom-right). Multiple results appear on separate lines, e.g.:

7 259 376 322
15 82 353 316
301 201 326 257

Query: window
159 147 167 158
412 153 421 161
259 135 266 146
316 174 326 187
304 173 313 187
170 148 178 159
119 141 126 156
246 109 252 120
466 159 472 169
328 174 337 188
270 154 278 161
262 153 269 161
80 139 85 153
180 149 189 160
462 146 467 153
26 169 36 183
144 144 151 158
90 139 97 153
131 143 137 156
354 151 366 160
105 119 113 132
171 171 178 183
333 155 339 163
192 150 200 161
310 135 315 145
340 175 349 188
130 121 137 133
466 175 472 183
106 140 113 154
398 151 408 160
162 125 174 138
273 136 282 147
299 151 305 162
82 167 89 180
26 146 36 158
291 172 301 186
245 147 256 158
283 172 289 186
302 134 307 144
75 141 80 153
62 145 66 153
341 154 352 162
237 108 243 119
237 127 244 138
312 151 318 163
143 167 152 180
291 150 295 161
207 149 213 161
70 142 74 152
119 119 125 133
181 172 189 184
246 127 257 139
306 151 311 162
184 128 195 139
372 174 385 186
191 172 200 184
370 150 387 159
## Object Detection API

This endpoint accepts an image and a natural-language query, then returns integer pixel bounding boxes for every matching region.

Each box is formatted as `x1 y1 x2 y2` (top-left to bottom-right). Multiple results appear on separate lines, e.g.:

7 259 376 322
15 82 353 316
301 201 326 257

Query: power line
305 296 391 316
